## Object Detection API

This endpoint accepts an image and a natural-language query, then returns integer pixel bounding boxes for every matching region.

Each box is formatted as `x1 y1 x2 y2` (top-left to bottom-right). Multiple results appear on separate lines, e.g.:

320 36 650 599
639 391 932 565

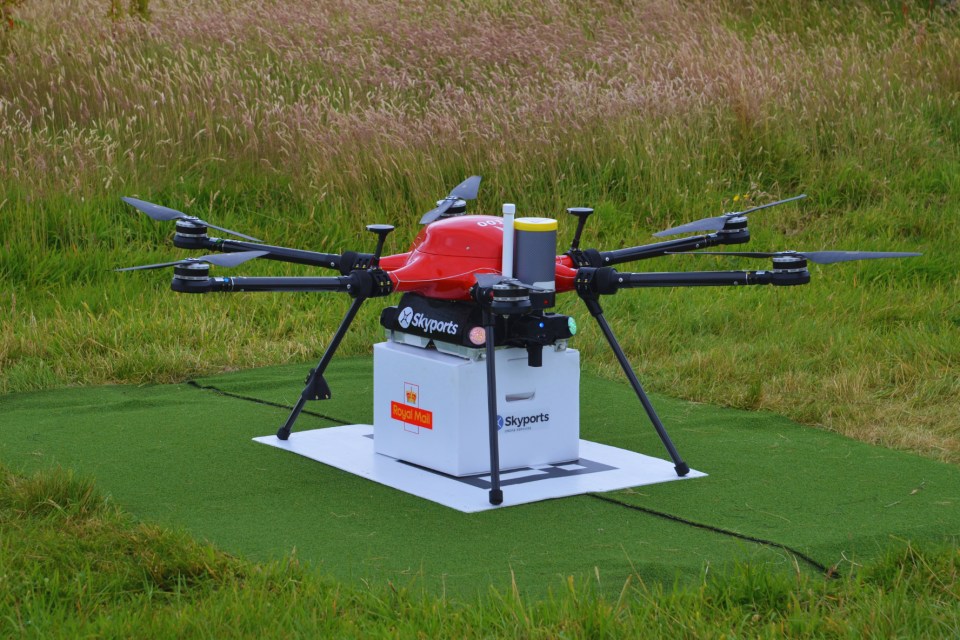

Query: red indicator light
468 326 486 346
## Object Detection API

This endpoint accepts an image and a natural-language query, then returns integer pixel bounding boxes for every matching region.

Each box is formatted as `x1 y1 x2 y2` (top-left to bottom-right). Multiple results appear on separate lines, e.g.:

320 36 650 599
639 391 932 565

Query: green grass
3 359 960 601
3 463 959 637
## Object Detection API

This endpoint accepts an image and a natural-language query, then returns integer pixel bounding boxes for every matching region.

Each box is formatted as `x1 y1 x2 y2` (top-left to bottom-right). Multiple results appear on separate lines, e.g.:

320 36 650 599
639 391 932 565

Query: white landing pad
254 425 706 513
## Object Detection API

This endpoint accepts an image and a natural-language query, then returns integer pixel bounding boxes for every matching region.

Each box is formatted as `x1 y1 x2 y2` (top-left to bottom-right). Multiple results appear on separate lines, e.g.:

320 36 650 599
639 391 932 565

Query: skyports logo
496 411 550 432
397 307 459 335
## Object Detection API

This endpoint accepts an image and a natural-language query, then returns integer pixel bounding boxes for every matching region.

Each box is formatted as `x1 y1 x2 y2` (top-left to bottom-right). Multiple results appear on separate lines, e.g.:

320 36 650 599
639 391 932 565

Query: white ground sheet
254 425 706 513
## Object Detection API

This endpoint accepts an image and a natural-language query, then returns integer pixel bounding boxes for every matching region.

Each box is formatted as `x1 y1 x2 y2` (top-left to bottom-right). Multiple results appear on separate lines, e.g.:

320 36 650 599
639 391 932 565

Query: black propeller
669 250 922 264
122 197 263 242
475 273 508 288
654 194 807 237
474 273 545 290
420 176 482 224
116 250 268 272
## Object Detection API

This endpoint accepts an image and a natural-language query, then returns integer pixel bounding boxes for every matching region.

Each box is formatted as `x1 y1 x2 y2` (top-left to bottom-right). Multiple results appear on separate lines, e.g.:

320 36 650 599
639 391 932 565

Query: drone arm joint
565 248 603 268
337 251 378 275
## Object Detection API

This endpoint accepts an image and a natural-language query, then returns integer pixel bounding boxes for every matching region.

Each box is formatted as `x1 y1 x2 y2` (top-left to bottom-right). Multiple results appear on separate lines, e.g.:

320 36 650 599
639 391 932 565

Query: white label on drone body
398 307 415 328
397 307 459 335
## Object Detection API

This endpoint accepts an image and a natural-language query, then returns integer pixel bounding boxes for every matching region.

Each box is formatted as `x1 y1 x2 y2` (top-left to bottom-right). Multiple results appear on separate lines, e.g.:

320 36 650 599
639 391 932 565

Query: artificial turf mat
2 357 959 599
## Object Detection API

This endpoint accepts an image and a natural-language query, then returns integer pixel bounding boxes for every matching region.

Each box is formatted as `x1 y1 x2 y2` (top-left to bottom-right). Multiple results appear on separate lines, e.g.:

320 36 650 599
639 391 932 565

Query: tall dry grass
2 0 952 207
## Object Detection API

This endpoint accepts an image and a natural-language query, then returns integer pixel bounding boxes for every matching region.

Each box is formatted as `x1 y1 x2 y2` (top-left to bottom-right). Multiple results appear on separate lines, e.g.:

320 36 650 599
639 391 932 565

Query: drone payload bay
119 176 920 506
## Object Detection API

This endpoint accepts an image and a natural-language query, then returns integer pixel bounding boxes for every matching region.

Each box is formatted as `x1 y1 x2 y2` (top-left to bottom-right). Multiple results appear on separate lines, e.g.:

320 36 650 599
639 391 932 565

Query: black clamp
346 268 394 298
574 267 620 298
338 251 375 275
566 248 603 268
303 368 332 401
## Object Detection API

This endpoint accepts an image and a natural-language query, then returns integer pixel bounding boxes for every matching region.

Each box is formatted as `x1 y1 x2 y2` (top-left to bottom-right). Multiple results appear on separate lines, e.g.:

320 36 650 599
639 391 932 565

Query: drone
119 176 920 505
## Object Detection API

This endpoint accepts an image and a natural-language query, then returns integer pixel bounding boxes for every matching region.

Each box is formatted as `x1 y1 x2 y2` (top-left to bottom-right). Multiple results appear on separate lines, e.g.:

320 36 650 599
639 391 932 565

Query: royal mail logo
404 382 419 406
391 401 433 429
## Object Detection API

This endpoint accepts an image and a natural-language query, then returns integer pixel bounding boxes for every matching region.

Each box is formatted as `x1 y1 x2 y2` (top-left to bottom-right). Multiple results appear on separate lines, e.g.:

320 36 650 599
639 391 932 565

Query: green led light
567 317 578 335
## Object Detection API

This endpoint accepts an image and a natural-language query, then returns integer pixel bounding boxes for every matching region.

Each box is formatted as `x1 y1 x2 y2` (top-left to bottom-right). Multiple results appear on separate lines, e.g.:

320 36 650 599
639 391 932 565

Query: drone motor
716 215 750 241
437 198 467 218
767 254 811 286
174 218 208 250
173 262 210 280
171 263 213 293
490 281 532 315
772 254 807 271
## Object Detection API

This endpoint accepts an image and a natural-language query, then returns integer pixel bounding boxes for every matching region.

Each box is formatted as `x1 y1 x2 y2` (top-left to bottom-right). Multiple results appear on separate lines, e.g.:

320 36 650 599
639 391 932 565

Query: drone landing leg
483 310 503 505
581 297 690 476
276 296 366 440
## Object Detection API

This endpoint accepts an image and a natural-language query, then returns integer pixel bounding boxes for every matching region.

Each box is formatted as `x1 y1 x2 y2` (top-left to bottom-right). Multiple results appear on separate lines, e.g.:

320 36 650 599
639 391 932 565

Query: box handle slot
505 392 535 402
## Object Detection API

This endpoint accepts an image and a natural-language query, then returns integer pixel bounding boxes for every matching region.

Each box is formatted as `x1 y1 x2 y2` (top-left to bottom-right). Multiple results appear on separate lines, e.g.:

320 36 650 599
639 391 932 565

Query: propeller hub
490 282 532 315
437 198 467 217
173 262 210 280
421 176 481 224
771 254 807 271
174 219 208 248
718 215 748 233
491 282 528 299
176 216 205 228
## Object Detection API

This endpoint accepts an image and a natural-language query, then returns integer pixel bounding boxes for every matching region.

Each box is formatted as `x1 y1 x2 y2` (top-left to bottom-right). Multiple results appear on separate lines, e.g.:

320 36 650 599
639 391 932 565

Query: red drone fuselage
378 215 578 300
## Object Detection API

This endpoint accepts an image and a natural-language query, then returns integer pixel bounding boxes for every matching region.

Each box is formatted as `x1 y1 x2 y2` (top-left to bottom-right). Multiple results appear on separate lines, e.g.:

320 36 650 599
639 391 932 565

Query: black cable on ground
187 379 835 578
185 380 351 425
587 492 835 578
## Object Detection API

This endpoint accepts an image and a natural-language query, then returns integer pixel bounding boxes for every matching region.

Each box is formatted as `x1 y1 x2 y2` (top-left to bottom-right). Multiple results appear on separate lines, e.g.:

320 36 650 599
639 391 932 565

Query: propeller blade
473 273 545 291
115 260 185 272
653 194 808 237
202 250 269 267
419 198 455 224
200 222 262 243
668 250 922 264
653 215 728 237
121 196 186 221
789 251 922 264
420 176 483 224
115 250 267 272
449 175 482 201
121 196 263 242
734 194 808 216
475 273 504 288
666 251 788 259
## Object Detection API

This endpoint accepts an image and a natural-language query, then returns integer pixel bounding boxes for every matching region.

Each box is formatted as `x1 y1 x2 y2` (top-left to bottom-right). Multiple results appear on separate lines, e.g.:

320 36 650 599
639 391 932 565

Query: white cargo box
373 340 580 476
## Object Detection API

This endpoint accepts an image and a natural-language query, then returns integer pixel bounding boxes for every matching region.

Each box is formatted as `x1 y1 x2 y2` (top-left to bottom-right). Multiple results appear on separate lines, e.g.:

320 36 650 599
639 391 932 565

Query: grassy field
8 359 960 601
1 0 959 634
2 0 958 462
1 0 958 460
3 464 960 637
